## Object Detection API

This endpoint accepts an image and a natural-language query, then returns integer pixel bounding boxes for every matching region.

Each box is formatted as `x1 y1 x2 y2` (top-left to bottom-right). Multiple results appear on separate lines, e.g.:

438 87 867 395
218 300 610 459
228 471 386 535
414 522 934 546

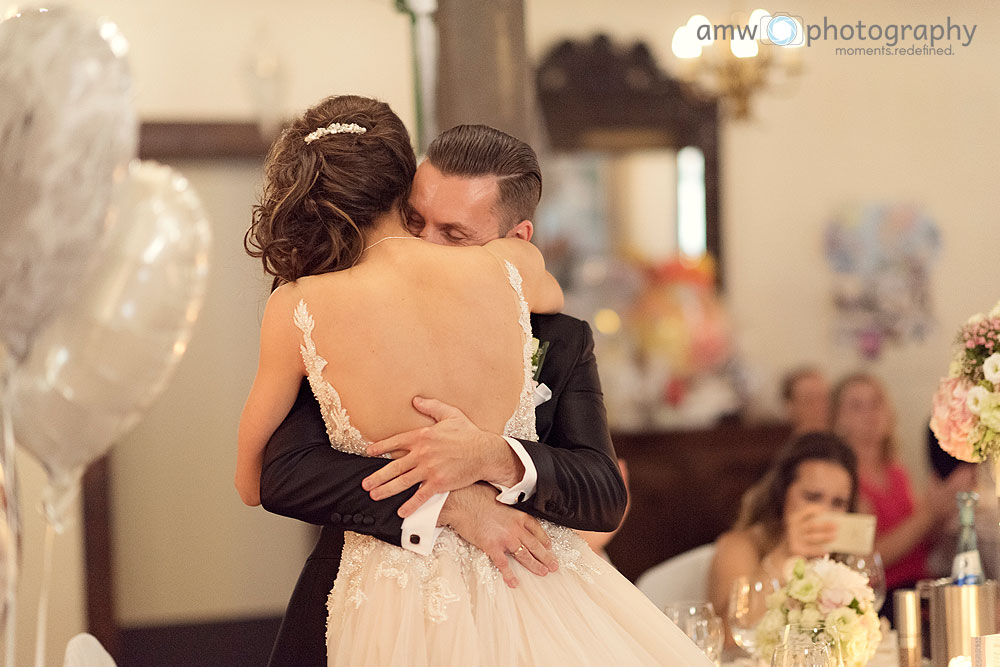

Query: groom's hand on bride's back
439 483 558 589
363 396 525 517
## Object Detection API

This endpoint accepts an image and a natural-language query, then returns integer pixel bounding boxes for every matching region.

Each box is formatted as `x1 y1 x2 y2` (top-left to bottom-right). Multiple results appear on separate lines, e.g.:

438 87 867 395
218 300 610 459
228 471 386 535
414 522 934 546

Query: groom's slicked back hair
426 125 542 234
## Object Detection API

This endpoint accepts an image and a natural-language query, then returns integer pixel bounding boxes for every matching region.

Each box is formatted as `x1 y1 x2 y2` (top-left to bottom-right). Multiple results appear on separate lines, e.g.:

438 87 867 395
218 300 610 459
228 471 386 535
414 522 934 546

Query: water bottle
952 491 983 586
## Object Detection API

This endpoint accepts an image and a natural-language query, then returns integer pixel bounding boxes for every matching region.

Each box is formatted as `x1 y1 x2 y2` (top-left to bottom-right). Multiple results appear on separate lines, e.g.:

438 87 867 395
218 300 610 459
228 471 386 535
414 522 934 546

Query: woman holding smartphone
708 432 859 622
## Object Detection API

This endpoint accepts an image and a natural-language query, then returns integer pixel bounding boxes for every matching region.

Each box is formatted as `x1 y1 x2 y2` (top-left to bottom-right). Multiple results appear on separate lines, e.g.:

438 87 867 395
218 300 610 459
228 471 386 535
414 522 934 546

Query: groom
261 124 626 667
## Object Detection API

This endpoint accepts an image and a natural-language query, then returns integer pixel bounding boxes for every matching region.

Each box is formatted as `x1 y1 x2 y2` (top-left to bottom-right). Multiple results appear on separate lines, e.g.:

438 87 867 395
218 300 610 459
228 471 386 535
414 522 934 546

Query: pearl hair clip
303 122 367 144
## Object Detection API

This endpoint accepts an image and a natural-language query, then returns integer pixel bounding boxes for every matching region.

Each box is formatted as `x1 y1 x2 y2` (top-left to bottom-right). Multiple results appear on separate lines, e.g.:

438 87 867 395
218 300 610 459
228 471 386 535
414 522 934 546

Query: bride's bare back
236 234 561 505
294 239 527 441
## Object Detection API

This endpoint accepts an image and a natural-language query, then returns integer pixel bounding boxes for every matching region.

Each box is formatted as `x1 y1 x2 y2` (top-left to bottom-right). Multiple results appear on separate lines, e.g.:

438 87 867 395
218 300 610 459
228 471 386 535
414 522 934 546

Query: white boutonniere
530 337 549 381
530 337 552 406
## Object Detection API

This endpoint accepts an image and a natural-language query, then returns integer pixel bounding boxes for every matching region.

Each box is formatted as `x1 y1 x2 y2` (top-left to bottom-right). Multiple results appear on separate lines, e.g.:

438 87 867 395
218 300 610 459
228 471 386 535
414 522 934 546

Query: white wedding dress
293 261 713 667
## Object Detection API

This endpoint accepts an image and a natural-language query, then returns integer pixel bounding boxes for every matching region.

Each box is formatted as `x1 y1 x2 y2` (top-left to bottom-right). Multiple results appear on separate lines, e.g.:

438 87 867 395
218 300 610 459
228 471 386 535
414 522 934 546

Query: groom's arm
512 318 625 532
260 382 554 575
362 318 626 533
259 380 415 547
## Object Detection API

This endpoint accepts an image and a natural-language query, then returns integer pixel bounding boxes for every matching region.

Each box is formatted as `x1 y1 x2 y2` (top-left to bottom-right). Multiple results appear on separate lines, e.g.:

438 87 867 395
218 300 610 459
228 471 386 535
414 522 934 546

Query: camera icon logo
759 13 804 46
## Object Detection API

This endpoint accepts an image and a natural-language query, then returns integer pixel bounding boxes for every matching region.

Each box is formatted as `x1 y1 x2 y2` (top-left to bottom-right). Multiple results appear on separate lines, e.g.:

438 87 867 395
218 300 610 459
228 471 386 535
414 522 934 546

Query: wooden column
434 0 534 142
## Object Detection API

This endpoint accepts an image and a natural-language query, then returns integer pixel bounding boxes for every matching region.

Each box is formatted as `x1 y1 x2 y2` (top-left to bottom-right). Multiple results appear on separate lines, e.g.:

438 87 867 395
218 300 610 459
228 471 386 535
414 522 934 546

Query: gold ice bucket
929 580 997 666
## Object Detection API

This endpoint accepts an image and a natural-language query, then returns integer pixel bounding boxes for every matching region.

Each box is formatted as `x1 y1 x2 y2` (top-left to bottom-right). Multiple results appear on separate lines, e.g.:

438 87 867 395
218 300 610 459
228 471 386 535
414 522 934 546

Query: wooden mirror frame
535 35 723 286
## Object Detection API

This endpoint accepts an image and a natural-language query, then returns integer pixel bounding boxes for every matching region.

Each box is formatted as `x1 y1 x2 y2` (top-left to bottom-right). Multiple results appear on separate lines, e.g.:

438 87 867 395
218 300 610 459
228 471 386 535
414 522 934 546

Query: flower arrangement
755 558 881 667
930 301 1000 462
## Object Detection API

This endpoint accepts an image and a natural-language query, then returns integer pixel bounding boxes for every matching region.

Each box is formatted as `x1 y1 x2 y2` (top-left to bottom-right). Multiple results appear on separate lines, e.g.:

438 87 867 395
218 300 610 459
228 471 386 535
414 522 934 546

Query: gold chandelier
671 10 803 119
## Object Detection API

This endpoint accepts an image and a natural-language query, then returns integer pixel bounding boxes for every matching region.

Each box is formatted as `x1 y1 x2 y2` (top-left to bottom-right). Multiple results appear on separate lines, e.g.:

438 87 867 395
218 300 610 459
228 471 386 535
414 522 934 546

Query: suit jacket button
330 512 342 523
352 513 365 524
409 534 421 545
544 501 556 512
363 517 375 526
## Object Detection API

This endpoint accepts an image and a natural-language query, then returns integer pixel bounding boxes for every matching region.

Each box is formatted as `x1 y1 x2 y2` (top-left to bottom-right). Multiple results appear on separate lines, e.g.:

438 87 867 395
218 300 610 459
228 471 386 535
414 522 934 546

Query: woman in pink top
832 374 972 601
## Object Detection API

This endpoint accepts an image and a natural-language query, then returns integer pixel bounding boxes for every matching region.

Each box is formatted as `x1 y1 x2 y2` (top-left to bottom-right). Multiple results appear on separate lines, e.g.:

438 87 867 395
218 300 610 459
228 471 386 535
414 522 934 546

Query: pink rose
818 588 852 614
930 377 979 461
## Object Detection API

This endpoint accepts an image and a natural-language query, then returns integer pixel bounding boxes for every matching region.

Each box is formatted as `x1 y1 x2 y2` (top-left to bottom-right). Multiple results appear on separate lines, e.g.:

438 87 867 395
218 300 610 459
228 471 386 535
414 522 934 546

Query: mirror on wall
533 36 736 432
534 35 721 284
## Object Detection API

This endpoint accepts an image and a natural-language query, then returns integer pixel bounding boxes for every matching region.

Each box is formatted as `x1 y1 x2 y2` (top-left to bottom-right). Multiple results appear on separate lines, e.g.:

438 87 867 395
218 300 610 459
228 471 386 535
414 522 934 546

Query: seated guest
781 366 831 435
708 432 858 625
832 373 972 617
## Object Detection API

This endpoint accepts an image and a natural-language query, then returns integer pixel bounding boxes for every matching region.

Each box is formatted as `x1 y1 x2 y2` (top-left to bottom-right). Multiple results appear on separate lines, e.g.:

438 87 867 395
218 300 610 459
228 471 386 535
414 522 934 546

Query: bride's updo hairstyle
246 95 416 290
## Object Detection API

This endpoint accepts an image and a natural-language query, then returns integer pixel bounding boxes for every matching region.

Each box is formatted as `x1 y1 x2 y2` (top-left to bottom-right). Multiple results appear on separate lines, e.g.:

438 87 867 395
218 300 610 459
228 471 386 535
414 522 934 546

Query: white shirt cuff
401 490 448 556
492 436 538 505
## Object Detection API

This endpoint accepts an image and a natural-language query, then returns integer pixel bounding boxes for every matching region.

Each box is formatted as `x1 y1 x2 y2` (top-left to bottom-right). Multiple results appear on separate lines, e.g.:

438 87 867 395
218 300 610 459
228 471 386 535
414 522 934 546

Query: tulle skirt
326 523 713 666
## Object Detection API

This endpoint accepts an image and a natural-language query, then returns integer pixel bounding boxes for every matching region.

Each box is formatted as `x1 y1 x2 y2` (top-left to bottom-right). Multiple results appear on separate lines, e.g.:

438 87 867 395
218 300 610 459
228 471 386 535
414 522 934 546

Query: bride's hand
440 484 559 588
364 397 524 517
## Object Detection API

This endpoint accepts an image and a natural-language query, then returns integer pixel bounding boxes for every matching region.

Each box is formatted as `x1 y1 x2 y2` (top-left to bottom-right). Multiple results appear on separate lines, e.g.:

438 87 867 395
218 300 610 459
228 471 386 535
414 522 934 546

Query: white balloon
12 162 211 510
0 6 137 362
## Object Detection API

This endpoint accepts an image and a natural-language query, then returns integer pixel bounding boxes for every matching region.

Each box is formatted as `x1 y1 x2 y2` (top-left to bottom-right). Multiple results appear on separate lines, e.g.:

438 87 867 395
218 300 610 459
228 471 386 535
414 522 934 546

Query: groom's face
407 161 533 247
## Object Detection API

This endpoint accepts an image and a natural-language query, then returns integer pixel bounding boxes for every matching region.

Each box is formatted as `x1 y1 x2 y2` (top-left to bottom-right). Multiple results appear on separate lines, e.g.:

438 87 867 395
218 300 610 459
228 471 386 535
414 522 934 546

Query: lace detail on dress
498 260 537 442
292 300 388 459
331 523 600 627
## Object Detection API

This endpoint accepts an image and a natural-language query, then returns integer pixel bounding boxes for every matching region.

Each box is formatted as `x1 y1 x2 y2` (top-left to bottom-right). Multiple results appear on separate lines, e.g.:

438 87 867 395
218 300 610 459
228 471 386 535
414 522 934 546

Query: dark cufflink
517 492 526 503
329 512 342 523
409 534 421 545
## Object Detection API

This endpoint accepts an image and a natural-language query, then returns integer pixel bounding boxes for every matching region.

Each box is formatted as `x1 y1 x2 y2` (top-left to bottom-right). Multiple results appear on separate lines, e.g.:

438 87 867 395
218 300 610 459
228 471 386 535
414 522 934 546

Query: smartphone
818 512 877 556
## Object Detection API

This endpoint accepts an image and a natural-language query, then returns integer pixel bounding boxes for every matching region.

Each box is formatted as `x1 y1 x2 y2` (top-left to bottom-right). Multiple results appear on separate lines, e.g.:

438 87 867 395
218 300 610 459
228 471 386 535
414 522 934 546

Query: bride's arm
236 285 306 506
483 238 563 313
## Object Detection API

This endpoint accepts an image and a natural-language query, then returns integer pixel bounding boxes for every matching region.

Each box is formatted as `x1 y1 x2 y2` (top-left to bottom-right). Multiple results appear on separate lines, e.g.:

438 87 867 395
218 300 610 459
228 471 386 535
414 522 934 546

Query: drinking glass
727 576 780 657
834 551 887 612
770 638 835 667
662 601 724 666
781 624 843 667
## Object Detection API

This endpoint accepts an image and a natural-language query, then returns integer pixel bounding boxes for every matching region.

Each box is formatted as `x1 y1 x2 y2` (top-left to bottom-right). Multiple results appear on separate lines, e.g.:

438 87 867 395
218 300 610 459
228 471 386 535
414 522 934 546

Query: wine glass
833 552 886 612
770 638 835 667
781 624 843 667
728 576 780 657
662 602 724 666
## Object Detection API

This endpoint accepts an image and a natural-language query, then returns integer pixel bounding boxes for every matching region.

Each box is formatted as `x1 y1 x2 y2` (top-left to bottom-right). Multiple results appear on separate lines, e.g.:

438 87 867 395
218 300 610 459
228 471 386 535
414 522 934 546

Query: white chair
64 633 117 667
636 542 716 610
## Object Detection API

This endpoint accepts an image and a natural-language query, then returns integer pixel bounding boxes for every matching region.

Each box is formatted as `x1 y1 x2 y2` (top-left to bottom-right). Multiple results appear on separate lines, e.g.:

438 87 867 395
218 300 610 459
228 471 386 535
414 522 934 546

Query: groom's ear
506 219 534 242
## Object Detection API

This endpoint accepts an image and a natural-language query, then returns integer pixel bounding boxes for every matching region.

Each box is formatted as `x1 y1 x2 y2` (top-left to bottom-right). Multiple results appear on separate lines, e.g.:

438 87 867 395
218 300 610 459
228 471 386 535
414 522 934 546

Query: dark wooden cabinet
605 422 792 582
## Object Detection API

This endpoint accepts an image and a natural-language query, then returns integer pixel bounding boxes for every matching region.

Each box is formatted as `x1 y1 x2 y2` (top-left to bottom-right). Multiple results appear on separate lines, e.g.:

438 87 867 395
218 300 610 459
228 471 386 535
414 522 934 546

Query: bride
235 94 712 666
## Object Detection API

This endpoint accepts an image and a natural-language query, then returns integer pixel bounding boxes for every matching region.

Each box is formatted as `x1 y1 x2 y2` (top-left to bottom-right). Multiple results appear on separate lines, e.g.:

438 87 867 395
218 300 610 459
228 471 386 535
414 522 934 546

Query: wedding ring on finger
512 545 526 556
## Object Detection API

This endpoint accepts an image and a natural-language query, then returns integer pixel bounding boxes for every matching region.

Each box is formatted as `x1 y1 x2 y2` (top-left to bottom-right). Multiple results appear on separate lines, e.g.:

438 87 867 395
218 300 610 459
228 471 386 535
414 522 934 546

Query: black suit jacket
261 313 625 667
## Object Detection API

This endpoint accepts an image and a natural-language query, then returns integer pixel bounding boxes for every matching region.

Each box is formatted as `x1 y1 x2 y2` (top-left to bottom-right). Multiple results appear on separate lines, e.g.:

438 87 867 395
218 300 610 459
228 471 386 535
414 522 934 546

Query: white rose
990 301 1000 319
825 607 860 638
968 312 987 325
767 588 788 609
810 557 867 593
786 608 802 624
799 606 822 628
967 386 990 415
984 353 1000 385
756 607 787 647
979 393 1000 431
788 574 822 603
